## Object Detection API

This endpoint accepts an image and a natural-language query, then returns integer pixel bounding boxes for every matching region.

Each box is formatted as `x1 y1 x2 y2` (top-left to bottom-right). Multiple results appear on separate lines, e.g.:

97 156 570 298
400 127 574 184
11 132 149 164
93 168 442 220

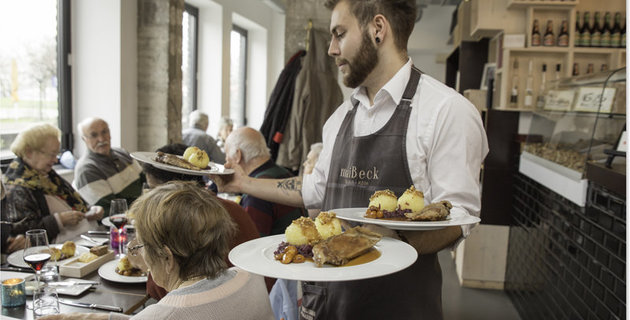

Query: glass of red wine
23 229 52 290
110 199 128 257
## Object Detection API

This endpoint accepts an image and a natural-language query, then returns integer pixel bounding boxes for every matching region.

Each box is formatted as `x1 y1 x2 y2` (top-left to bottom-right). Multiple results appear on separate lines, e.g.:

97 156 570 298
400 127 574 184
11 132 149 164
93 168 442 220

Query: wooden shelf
573 47 626 54
508 47 572 53
507 0 578 10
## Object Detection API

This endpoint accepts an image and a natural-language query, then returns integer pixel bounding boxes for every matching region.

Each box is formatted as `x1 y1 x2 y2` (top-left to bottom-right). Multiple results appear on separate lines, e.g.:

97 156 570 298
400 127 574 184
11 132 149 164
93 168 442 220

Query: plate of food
98 257 147 283
331 187 480 230
228 212 418 282
7 241 89 268
131 150 234 176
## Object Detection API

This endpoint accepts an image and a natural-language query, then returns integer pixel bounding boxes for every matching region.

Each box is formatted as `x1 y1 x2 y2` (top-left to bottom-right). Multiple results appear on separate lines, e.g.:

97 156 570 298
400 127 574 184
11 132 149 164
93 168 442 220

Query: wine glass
23 229 52 290
109 199 128 257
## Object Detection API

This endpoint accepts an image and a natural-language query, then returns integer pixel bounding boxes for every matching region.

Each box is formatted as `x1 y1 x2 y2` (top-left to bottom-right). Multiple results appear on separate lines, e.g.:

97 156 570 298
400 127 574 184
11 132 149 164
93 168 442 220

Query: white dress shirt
302 59 489 238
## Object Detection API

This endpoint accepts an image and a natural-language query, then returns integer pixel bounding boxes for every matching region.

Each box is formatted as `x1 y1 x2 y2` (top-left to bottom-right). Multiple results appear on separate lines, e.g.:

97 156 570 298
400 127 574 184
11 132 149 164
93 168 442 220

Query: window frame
231 24 248 126
183 3 199 111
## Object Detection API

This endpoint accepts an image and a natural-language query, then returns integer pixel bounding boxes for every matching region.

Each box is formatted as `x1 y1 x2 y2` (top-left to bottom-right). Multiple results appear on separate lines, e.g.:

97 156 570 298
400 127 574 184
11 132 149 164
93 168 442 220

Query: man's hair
225 128 270 164
324 0 417 52
188 110 209 130
77 117 107 138
130 181 236 280
10 123 61 158
141 143 205 187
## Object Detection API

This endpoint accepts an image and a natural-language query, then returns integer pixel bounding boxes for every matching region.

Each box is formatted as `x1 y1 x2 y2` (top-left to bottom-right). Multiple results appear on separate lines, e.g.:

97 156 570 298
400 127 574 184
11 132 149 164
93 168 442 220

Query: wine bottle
557 20 569 47
590 12 602 47
601 12 612 47
581 12 592 47
586 63 594 74
543 20 555 46
532 19 542 46
600 64 609 72
536 64 547 110
510 60 519 108
611 12 622 47
572 63 579 76
524 60 534 108
575 11 582 47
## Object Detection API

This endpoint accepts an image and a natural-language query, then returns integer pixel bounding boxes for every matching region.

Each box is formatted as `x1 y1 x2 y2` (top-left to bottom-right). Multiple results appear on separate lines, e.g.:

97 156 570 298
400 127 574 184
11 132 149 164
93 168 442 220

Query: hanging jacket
276 27 344 171
260 50 306 161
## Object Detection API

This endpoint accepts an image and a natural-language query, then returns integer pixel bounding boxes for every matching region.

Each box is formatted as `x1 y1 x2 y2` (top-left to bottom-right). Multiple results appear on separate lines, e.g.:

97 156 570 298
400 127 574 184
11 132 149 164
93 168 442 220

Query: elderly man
182 110 226 164
73 118 145 216
224 127 306 237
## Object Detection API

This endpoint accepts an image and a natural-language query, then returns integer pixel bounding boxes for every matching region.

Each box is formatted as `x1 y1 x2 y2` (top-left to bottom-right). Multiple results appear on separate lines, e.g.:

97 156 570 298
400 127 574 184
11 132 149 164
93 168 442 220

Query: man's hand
85 206 104 221
59 211 86 226
209 161 249 194
6 234 25 253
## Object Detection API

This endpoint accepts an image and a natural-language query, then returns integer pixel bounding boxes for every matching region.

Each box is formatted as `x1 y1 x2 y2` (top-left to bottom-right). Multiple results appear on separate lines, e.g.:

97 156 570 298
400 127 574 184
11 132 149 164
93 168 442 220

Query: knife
88 230 110 235
47 280 100 287
80 234 106 244
59 299 122 312
1 266 35 273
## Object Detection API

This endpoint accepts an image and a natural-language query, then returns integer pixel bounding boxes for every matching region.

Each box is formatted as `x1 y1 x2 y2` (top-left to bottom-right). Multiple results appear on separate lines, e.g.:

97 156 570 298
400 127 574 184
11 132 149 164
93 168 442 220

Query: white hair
309 142 323 157
77 117 105 137
188 110 209 129
225 128 270 163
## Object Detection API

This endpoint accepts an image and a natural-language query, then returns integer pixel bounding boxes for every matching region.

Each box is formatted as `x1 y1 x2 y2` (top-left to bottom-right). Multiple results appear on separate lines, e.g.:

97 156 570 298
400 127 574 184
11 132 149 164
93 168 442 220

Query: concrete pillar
137 0 183 152
284 0 330 60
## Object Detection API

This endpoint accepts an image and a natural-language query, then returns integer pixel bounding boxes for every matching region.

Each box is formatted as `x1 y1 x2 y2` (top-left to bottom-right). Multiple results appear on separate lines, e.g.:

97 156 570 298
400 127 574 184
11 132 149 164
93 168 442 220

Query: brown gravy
342 248 381 267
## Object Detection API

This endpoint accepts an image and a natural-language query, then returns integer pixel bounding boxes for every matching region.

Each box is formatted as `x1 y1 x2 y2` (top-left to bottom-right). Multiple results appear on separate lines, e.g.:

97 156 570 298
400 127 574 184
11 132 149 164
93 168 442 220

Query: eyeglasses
127 243 144 256
37 149 59 159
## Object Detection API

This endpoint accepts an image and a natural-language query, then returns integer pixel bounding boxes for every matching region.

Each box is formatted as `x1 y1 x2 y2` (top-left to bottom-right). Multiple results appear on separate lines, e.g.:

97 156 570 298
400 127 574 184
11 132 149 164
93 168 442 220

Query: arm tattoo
276 178 302 196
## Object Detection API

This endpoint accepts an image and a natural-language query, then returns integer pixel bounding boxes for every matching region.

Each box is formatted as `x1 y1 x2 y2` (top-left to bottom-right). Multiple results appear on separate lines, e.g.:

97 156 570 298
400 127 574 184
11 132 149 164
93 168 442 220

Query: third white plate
331 207 481 230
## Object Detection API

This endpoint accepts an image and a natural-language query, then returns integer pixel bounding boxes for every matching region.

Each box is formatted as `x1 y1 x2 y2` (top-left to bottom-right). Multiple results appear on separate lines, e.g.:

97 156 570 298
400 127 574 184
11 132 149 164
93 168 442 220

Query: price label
544 90 575 111
573 87 616 113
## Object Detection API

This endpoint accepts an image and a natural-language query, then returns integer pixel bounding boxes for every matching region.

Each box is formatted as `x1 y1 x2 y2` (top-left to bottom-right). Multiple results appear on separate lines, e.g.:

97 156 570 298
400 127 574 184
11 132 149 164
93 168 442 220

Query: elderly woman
43 182 274 320
3 123 103 243
216 117 234 152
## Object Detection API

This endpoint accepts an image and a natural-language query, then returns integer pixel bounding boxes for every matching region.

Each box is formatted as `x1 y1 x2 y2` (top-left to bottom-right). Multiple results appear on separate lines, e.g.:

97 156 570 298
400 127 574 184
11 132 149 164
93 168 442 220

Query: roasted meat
404 200 452 221
312 226 382 267
154 151 201 171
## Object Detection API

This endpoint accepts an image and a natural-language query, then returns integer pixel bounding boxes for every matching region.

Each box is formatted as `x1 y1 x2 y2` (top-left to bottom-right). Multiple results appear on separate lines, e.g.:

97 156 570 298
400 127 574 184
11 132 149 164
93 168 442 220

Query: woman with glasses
2 123 103 243
43 181 274 320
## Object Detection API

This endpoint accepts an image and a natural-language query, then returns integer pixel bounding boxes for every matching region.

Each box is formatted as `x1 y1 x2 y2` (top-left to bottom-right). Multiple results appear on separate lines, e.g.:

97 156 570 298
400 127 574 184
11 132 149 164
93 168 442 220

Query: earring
375 37 381 43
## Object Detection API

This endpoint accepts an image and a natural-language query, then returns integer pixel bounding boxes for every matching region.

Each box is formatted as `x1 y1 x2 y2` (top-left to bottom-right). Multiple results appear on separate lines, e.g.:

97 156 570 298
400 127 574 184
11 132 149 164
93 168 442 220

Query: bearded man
212 0 488 319
73 118 145 216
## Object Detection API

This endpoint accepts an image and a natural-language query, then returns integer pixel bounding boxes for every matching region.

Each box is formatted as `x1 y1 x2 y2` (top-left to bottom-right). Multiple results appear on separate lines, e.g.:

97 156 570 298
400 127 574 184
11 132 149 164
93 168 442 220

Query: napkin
74 236 109 248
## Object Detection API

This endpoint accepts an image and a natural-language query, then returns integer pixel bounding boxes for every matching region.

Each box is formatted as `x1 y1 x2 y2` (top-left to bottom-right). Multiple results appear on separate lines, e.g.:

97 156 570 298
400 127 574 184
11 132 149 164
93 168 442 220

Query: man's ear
235 149 243 164
372 14 388 43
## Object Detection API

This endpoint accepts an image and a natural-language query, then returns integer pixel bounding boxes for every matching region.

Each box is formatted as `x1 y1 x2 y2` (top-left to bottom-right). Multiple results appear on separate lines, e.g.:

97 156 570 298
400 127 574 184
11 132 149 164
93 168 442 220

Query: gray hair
77 117 106 137
225 127 270 163
11 123 60 158
219 117 233 129
188 110 209 129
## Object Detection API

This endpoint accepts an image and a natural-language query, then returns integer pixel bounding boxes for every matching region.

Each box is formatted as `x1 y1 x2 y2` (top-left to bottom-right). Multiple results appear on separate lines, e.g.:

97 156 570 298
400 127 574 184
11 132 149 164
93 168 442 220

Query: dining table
1 231 152 320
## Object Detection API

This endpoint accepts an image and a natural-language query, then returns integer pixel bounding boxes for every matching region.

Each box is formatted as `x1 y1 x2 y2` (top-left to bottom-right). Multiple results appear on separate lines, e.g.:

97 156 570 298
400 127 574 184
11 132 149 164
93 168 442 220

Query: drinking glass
32 286 59 318
22 229 52 290
109 199 128 257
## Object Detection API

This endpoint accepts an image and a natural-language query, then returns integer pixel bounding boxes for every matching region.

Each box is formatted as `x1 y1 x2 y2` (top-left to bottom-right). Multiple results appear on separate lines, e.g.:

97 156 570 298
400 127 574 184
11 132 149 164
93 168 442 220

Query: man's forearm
400 226 462 255
241 176 305 208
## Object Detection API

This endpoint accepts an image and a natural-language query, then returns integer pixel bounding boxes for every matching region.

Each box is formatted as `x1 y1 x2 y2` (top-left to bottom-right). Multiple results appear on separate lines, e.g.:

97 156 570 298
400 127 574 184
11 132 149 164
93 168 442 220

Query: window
230 25 248 127
0 0 71 161
181 4 199 127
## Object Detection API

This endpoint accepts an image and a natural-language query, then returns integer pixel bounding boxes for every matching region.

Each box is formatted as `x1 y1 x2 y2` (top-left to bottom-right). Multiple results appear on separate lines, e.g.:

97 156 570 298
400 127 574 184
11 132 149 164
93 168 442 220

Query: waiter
212 0 488 319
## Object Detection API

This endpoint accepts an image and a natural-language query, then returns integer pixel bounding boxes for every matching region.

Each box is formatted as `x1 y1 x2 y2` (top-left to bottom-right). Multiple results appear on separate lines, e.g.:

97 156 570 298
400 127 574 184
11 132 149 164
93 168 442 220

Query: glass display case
519 67 626 206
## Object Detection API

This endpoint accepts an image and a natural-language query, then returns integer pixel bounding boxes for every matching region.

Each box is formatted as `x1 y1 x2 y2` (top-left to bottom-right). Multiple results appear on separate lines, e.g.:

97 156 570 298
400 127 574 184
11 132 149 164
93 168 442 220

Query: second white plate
331 207 481 230
131 151 234 176
98 260 147 284
228 234 417 282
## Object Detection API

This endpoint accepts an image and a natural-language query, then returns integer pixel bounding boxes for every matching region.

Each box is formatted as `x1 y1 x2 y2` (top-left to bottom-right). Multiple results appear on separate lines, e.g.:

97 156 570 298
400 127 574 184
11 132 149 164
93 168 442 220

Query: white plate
102 214 134 230
228 234 417 282
131 151 234 176
98 260 147 283
8 244 90 269
331 207 481 230
25 279 93 296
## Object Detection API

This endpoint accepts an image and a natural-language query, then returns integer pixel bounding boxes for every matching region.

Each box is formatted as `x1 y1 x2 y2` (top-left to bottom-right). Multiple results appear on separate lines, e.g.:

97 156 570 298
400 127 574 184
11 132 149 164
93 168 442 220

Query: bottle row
508 59 611 109
575 11 625 48
531 19 569 47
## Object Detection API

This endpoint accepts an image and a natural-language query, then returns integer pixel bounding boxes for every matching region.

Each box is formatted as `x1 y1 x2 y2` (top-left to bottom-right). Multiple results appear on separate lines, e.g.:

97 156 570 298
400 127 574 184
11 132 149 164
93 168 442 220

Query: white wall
72 0 137 157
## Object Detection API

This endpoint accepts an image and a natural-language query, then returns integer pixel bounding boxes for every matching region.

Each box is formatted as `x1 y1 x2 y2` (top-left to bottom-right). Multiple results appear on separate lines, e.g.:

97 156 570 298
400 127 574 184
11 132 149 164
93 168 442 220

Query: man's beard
340 31 378 88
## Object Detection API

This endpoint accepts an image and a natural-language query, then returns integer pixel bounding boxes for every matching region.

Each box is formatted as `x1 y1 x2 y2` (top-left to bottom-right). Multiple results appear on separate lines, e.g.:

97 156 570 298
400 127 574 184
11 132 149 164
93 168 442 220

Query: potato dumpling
368 189 397 212
183 146 200 162
285 217 321 246
397 185 425 213
61 241 76 257
315 211 342 240
117 256 132 272
49 248 62 261
188 149 210 169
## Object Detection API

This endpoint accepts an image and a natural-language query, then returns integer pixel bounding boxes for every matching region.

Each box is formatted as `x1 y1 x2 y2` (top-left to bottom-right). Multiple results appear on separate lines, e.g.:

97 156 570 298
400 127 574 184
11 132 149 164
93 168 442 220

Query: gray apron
300 66 443 320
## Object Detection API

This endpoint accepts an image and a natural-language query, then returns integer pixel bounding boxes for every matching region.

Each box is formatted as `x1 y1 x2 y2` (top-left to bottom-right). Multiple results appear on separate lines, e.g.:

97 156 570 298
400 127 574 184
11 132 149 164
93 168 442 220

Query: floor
439 251 522 320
